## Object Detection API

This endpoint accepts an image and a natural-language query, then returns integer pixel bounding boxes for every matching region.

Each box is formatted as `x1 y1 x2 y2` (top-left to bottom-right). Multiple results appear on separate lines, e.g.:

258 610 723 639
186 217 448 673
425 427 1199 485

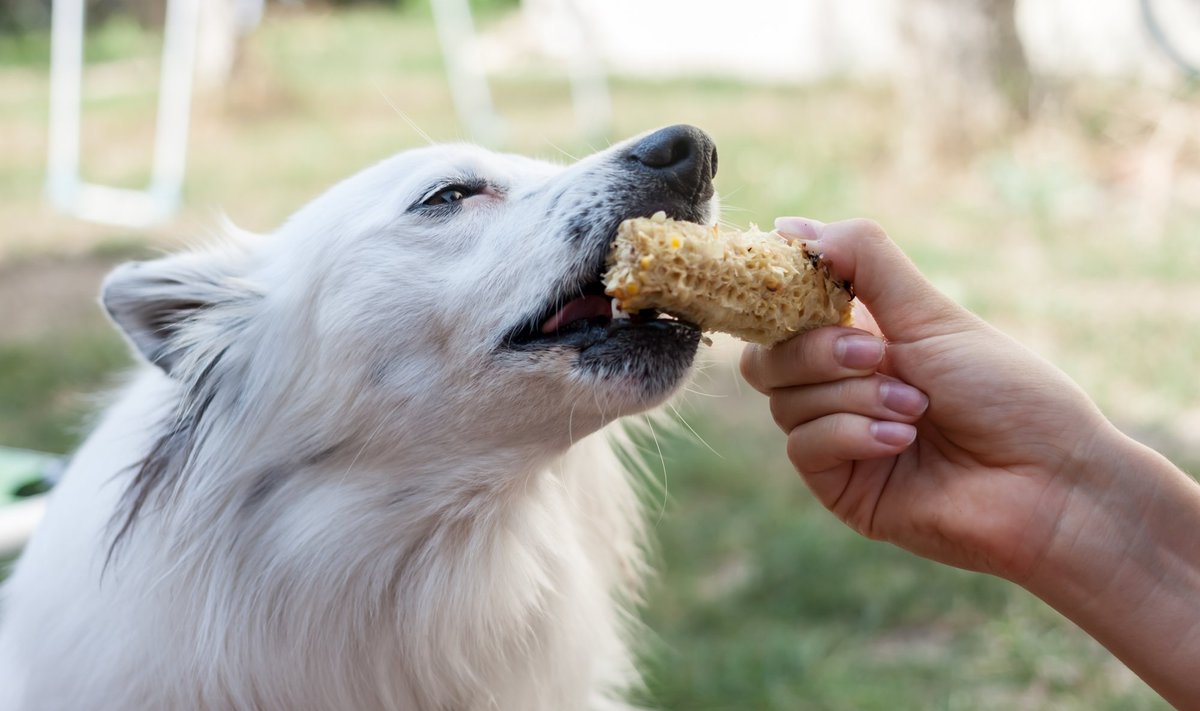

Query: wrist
1020 424 1187 600
1018 426 1200 705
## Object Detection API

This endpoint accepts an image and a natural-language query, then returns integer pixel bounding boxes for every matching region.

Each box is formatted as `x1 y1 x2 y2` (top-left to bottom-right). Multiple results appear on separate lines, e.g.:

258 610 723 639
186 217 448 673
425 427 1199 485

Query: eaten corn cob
603 212 854 346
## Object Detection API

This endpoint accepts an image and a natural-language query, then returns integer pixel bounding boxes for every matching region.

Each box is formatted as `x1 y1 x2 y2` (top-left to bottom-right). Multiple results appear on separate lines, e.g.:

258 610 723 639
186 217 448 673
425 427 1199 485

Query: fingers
786 413 916 474
740 327 884 394
769 375 928 433
775 216 977 341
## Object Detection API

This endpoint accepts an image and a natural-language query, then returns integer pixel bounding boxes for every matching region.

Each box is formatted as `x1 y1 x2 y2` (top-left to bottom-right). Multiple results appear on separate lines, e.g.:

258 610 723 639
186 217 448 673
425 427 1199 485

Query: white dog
0 125 718 710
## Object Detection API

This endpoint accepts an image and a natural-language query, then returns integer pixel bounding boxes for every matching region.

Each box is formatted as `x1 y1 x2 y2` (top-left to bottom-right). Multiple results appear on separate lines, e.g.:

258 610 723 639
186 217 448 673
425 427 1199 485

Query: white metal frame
46 0 202 227
429 0 611 145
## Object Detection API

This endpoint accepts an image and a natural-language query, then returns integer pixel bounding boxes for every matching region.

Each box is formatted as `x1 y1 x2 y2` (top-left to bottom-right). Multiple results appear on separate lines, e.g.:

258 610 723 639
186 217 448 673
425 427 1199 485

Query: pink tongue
541 295 612 334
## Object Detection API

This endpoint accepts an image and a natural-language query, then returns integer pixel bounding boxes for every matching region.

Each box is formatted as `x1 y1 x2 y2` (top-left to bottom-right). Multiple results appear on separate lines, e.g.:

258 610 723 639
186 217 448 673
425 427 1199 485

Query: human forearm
1021 427 1200 708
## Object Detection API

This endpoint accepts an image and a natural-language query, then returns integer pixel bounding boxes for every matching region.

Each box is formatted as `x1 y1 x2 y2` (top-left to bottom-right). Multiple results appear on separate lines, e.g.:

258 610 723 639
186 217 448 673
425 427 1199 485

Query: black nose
626 124 717 197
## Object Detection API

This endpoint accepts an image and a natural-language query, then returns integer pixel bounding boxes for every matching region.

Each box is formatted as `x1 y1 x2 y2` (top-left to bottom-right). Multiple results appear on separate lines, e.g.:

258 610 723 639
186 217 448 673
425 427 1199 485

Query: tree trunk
897 0 1033 162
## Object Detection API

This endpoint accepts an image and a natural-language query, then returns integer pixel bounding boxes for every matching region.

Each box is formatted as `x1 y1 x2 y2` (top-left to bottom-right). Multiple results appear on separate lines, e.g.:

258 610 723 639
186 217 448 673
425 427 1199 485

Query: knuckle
784 331 824 376
825 413 860 448
792 329 849 379
834 378 864 411
848 217 888 243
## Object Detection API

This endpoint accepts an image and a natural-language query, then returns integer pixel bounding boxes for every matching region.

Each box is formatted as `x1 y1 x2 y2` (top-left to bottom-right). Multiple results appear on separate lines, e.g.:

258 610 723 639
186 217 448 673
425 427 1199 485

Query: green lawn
1 7 1196 708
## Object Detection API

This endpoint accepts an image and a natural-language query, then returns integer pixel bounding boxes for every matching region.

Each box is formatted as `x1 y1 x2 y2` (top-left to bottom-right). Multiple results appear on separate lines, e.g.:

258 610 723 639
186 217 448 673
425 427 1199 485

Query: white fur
0 137 714 710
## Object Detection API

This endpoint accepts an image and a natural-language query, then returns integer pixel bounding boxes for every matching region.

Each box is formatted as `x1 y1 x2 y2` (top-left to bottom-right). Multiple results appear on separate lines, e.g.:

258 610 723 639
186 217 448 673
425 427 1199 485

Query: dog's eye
422 186 471 206
410 180 492 213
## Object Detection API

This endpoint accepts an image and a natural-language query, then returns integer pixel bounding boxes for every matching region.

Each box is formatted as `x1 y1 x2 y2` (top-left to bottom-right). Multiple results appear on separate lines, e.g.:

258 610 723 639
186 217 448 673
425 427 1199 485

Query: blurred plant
0 0 123 33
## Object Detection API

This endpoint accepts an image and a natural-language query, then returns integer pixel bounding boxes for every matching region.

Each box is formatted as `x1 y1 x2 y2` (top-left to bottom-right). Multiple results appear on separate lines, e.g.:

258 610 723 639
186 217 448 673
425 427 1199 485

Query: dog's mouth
495 124 713 400
502 257 699 352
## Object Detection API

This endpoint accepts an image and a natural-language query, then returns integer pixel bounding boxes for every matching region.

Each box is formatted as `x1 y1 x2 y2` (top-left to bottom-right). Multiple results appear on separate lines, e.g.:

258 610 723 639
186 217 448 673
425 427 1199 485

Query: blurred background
1 0 1198 708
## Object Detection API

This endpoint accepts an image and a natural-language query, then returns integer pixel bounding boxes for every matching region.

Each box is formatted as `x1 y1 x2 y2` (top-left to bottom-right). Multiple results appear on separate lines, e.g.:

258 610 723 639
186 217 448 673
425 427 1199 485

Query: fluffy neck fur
78 368 648 711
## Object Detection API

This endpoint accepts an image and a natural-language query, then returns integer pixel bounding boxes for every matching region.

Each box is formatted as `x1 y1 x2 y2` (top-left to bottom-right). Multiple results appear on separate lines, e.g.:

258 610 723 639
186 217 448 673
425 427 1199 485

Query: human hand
740 217 1125 583
741 217 1200 706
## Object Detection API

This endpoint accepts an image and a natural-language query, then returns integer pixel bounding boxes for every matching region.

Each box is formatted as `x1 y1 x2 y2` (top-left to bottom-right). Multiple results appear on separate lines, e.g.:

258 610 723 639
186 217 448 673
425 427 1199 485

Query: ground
1 6 1197 709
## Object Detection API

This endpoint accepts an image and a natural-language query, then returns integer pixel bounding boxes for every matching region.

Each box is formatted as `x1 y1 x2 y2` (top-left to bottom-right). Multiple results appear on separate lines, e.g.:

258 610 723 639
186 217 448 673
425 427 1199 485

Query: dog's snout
626 125 717 196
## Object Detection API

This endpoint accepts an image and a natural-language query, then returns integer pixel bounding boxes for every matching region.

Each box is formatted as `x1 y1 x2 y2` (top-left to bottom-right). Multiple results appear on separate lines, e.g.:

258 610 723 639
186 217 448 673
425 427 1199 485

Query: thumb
776 217 976 341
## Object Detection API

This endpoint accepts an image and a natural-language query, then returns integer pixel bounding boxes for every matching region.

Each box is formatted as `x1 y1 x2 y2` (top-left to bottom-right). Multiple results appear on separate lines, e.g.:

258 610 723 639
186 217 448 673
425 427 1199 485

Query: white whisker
642 414 669 527
668 401 723 459
375 84 435 146
544 139 580 162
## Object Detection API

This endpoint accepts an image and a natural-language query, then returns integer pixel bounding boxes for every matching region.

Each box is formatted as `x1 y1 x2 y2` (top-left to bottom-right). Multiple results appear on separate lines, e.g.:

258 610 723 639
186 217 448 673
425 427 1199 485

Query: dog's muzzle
505 125 718 347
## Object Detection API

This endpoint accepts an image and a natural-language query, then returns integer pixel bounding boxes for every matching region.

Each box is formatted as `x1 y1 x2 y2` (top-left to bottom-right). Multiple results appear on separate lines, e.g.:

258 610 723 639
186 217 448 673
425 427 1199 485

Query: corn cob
603 212 854 346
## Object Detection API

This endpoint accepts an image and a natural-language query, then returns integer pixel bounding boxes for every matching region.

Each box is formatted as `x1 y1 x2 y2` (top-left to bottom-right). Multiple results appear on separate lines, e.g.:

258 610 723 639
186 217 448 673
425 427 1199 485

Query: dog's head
102 125 717 456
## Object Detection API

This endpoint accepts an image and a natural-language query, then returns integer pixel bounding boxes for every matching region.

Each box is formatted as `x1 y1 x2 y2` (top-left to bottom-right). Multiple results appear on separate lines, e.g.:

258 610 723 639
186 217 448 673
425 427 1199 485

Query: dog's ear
101 250 260 376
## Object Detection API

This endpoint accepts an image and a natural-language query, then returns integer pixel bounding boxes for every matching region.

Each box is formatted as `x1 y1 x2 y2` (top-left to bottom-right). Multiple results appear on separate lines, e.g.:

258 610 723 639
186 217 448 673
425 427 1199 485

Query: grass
0 6 1196 708
0 328 129 454
630 411 1164 710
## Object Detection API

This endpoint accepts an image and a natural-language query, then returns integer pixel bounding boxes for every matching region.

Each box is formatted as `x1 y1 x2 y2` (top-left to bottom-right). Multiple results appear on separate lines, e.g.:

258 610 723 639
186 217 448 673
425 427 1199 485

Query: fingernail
870 421 917 447
834 335 884 369
774 216 824 241
880 381 928 417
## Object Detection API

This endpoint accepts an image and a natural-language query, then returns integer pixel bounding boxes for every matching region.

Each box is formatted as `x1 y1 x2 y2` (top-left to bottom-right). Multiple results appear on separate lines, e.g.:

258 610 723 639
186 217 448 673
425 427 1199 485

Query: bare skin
740 217 1200 709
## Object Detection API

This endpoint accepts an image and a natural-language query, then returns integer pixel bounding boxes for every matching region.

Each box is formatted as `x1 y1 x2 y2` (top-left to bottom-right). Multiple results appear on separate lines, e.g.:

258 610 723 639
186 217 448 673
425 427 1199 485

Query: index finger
740 326 885 394
778 217 974 342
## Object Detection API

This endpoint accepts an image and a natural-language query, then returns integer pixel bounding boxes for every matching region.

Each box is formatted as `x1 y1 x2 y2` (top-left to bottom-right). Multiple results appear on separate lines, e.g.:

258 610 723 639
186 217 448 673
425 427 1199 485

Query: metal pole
150 0 203 209
430 0 505 145
45 0 85 212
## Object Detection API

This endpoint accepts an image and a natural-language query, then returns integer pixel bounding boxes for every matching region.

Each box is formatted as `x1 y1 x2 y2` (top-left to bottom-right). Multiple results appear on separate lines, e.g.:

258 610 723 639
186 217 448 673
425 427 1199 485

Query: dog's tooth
611 299 630 320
